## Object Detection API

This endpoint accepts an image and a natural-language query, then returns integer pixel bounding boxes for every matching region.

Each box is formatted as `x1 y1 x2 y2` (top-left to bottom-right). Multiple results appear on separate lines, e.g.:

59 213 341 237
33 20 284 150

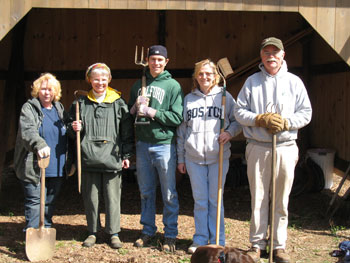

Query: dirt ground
1 168 350 263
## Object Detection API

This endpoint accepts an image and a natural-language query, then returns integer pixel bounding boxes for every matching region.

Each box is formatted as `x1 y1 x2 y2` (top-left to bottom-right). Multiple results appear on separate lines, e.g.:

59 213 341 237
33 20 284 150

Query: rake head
135 46 148 67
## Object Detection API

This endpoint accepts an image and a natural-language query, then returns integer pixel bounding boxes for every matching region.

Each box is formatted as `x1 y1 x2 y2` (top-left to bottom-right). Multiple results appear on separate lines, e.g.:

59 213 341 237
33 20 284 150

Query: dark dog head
191 245 255 263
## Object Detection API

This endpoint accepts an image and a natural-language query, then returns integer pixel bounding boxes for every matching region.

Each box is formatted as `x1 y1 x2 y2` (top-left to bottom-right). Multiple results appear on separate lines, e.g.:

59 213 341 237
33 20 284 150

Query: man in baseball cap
234 36 312 263
260 37 284 51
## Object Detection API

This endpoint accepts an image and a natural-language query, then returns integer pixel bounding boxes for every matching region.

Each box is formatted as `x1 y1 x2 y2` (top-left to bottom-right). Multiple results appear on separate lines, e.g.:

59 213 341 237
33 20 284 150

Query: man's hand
255 113 282 128
177 163 187 174
139 105 157 118
268 118 289 134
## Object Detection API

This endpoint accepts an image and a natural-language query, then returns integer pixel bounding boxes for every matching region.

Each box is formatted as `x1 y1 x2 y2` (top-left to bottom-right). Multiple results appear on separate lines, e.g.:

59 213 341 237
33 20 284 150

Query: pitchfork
134 46 150 125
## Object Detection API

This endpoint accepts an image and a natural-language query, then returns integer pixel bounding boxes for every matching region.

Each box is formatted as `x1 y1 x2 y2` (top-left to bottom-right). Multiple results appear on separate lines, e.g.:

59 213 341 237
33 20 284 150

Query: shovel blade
25 227 56 262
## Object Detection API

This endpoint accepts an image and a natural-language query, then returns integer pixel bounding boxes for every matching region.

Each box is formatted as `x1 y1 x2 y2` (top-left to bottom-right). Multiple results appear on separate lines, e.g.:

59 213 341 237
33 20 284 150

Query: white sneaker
188 243 200 254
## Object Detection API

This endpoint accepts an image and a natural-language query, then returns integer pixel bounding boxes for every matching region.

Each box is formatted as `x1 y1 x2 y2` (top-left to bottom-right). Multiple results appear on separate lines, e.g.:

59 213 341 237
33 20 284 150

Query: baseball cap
260 37 284 51
148 45 167 58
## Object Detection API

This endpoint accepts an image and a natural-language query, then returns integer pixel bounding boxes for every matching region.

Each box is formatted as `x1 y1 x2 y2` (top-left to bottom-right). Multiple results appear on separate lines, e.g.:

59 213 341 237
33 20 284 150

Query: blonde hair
85 63 112 83
31 73 62 102
192 59 221 92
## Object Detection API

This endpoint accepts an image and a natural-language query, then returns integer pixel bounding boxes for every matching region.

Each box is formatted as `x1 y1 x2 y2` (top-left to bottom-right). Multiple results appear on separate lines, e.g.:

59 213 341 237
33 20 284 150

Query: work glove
38 146 50 158
255 113 282 128
269 118 289 134
139 105 157 118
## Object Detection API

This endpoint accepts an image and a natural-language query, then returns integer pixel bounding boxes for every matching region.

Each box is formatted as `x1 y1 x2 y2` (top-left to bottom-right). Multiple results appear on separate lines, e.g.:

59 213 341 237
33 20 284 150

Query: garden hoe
74 90 88 193
25 156 56 262
134 45 150 125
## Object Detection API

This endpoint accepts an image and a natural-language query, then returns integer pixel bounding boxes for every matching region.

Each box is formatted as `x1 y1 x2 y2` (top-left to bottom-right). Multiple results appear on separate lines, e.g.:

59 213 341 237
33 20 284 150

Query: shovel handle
215 85 226 245
38 156 48 229
76 102 82 193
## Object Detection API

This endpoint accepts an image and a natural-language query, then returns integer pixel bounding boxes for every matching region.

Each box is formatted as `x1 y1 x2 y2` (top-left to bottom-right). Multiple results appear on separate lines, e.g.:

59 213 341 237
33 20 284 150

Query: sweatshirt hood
87 86 121 103
145 68 172 81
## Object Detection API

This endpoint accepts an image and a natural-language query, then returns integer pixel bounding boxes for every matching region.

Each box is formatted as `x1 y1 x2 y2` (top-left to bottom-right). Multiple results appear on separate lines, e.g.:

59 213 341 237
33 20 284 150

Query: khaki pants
246 142 298 250
82 171 122 234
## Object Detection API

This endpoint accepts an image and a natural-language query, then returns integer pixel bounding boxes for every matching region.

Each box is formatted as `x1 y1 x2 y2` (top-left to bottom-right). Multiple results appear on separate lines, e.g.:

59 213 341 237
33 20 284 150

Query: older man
234 37 312 263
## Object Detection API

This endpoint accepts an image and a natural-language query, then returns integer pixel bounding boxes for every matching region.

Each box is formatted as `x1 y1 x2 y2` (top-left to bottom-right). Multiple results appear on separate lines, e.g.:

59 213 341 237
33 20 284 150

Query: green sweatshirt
128 69 184 144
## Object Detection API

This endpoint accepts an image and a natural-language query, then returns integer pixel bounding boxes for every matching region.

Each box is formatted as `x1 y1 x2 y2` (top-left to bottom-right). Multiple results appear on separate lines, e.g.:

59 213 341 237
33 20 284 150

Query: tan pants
246 142 298 250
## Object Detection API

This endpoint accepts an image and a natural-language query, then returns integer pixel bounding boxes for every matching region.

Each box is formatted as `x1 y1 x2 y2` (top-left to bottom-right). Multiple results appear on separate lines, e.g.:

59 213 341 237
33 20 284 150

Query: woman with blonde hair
177 59 241 253
14 73 69 231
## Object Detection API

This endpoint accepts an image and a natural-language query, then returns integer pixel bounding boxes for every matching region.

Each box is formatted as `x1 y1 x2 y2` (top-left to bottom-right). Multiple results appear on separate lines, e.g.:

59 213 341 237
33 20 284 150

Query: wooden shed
1 0 350 189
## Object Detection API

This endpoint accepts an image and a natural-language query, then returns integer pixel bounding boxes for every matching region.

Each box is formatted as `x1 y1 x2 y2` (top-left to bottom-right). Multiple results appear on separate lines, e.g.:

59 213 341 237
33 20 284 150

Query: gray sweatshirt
234 61 312 146
177 86 242 165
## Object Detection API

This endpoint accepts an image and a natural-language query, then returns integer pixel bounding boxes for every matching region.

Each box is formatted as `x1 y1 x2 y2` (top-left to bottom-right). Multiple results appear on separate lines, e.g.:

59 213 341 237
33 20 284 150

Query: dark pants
21 177 64 230
82 171 122 234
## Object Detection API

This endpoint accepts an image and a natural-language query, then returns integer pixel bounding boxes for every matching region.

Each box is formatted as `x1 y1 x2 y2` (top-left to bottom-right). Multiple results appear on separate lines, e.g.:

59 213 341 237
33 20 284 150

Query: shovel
25 155 56 262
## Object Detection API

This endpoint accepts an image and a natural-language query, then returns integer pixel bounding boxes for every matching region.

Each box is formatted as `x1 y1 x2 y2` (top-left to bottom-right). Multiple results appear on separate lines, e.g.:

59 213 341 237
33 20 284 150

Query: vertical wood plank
205 0 225 10
148 0 167 9
108 0 128 9
127 0 148 9
10 0 32 28
0 0 11 41
32 0 89 8
316 0 336 48
299 0 318 28
262 0 281 11
186 0 206 10
89 0 109 9
335 0 350 66
223 0 243 11
167 0 186 10
279 0 298 11
243 0 262 11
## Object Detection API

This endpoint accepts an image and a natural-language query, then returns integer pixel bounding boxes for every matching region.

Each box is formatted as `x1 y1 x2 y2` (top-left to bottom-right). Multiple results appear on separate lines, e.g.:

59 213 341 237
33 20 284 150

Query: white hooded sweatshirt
177 85 242 165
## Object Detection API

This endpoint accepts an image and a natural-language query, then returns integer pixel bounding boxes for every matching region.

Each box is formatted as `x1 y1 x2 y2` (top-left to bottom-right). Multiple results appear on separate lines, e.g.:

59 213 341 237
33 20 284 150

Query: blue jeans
185 160 229 246
21 177 64 230
136 141 179 238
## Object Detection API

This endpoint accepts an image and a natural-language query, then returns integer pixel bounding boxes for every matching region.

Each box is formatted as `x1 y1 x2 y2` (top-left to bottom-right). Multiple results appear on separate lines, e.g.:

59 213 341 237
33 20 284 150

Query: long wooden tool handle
215 85 226 245
39 164 46 229
329 164 350 207
76 102 81 194
269 134 277 263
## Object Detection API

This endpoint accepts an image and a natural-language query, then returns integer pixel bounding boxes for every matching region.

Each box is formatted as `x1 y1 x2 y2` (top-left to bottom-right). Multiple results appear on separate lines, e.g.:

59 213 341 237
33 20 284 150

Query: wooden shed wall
0 9 307 161
2 1 350 67
0 8 349 166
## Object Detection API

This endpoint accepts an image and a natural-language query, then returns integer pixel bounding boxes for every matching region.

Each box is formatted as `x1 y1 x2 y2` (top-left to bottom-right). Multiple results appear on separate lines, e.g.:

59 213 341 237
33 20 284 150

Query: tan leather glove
255 113 283 129
269 118 289 134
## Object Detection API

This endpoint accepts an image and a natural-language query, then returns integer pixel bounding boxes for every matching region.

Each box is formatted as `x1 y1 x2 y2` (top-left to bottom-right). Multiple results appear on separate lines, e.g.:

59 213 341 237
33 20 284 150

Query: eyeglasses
198 72 214 77
262 50 282 57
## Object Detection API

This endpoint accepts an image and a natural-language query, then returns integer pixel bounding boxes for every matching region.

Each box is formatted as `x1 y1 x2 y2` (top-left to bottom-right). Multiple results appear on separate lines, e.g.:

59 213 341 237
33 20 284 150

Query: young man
128 45 184 252
234 37 312 263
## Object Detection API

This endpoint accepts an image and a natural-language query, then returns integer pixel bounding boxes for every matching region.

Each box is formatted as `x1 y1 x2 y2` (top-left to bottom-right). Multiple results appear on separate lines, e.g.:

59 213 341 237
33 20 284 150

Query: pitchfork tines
135 46 148 67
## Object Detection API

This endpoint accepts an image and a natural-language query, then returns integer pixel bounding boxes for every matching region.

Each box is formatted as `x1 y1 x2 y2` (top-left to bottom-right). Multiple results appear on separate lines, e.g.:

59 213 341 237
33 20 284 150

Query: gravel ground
1 168 350 263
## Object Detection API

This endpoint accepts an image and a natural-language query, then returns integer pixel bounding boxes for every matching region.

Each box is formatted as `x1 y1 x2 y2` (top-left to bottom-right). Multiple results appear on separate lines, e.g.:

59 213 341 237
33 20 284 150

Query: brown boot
247 247 261 263
273 249 290 263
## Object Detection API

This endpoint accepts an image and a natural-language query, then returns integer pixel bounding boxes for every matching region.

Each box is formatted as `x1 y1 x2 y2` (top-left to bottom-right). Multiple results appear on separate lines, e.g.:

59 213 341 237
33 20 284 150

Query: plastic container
307 148 336 189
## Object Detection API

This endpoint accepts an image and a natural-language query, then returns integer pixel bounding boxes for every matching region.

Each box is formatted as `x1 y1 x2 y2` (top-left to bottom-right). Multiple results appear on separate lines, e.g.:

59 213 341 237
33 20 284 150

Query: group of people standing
14 37 311 263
